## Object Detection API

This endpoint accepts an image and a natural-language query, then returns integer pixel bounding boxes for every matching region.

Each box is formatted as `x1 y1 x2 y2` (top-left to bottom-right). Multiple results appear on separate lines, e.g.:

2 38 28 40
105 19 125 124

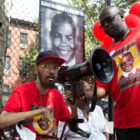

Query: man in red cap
0 50 73 140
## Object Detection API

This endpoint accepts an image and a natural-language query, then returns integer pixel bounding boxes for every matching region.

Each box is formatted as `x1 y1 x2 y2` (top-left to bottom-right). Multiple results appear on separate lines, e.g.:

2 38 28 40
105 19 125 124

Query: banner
39 0 85 66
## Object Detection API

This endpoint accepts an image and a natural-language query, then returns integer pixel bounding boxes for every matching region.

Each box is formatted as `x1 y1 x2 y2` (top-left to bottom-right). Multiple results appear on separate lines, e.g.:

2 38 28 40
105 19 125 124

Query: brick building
2 18 37 106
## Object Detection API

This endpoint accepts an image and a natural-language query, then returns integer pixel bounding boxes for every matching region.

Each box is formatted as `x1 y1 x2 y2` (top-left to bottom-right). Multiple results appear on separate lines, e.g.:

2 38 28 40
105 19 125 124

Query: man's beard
38 71 56 89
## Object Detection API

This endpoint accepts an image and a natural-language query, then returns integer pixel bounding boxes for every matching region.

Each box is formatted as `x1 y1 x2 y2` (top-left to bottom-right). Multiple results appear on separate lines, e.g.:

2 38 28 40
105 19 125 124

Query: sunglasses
100 13 120 27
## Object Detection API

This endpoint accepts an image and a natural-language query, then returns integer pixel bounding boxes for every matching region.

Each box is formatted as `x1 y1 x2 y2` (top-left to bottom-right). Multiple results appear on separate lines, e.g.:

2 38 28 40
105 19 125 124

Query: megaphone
58 47 114 84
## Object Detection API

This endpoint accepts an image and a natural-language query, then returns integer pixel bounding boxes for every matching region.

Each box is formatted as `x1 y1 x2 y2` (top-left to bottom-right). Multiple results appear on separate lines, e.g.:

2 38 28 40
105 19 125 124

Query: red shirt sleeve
3 89 21 112
96 80 110 93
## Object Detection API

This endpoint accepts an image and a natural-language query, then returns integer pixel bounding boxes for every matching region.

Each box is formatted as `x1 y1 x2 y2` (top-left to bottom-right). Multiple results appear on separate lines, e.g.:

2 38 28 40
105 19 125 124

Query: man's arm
78 80 108 99
64 82 108 118
104 132 109 140
0 108 55 131
96 87 108 98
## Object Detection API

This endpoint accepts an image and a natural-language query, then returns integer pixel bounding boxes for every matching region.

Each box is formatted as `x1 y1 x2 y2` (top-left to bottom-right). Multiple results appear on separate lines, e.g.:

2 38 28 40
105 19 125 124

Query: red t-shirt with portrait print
3 81 70 140
97 26 140 129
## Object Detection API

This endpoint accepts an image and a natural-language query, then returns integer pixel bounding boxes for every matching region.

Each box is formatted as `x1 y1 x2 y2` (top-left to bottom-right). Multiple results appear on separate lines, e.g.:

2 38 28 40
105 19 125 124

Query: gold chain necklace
39 93 49 140
39 92 48 107
39 93 43 107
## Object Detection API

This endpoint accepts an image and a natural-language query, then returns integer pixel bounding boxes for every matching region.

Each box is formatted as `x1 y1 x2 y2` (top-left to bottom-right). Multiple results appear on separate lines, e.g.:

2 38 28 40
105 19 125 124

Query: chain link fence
0 0 39 109
1 0 85 109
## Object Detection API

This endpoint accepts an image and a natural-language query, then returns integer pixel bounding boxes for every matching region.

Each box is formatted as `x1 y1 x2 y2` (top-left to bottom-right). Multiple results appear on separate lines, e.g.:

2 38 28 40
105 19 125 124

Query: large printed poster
39 0 85 66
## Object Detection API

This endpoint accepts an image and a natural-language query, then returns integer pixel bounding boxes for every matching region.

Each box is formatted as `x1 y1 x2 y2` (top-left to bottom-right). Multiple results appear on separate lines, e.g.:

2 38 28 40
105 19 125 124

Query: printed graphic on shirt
111 40 140 92
31 105 54 135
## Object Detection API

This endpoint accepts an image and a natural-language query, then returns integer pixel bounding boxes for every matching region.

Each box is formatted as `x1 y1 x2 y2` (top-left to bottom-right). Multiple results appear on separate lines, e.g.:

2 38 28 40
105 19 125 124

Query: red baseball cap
36 50 65 66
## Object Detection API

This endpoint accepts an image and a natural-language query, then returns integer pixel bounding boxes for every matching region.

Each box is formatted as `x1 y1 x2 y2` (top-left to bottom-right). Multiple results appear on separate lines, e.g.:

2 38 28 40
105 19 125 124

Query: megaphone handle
68 82 76 105
68 119 90 138
89 81 97 112
75 127 90 138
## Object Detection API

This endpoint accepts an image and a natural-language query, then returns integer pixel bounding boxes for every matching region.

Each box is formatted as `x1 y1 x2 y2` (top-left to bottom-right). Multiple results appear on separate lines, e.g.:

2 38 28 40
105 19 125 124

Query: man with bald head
99 6 129 43
66 5 139 140
92 5 140 140
66 5 140 140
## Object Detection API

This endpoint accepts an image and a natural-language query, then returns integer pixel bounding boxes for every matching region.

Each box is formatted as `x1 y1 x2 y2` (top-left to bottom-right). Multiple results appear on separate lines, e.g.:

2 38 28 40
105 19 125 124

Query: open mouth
47 76 55 82
48 78 54 81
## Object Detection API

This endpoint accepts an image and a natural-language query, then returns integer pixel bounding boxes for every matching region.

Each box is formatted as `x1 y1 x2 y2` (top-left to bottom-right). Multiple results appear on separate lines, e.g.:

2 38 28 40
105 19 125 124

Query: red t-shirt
3 81 70 139
97 27 140 129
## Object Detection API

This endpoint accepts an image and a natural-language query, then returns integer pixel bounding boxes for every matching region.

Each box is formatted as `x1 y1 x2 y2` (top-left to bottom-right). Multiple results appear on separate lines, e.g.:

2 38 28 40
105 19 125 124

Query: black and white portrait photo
39 0 85 66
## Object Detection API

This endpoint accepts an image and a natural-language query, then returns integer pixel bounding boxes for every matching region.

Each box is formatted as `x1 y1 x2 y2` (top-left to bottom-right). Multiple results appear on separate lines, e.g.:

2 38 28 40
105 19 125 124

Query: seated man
0 50 77 140
58 80 109 140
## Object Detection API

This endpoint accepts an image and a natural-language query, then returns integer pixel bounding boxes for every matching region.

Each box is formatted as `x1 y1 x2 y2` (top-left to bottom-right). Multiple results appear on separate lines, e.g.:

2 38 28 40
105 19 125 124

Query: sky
53 0 68 4
7 0 130 22
8 0 69 22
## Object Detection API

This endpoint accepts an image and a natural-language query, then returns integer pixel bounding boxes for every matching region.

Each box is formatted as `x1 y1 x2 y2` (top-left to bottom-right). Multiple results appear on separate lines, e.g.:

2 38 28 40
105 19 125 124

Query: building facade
2 18 37 106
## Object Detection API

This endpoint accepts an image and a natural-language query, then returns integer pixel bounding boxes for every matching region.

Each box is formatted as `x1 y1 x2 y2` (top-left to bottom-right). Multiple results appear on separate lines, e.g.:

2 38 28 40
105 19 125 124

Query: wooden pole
106 0 111 6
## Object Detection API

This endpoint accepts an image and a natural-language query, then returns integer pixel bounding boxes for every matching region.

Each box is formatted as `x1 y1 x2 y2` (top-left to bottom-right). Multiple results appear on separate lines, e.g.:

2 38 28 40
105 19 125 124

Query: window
20 33 27 49
19 58 26 76
7 30 11 46
2 84 10 93
4 56 10 75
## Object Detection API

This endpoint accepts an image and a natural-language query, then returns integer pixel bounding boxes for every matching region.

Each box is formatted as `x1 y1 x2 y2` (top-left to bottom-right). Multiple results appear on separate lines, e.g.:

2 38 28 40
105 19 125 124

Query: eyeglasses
39 64 59 71
100 13 120 27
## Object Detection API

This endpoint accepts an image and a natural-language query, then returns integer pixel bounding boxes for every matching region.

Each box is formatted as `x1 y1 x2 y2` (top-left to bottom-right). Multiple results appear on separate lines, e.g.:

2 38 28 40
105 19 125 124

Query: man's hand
41 108 57 135
63 90 75 107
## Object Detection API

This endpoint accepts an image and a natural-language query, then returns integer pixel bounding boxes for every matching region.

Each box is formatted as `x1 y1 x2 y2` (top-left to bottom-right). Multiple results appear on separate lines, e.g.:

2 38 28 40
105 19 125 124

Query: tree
0 0 11 111
21 21 39 83
21 41 38 82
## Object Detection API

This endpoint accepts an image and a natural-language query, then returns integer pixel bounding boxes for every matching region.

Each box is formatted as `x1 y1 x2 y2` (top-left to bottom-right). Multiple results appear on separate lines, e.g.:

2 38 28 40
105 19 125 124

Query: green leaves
21 20 39 80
